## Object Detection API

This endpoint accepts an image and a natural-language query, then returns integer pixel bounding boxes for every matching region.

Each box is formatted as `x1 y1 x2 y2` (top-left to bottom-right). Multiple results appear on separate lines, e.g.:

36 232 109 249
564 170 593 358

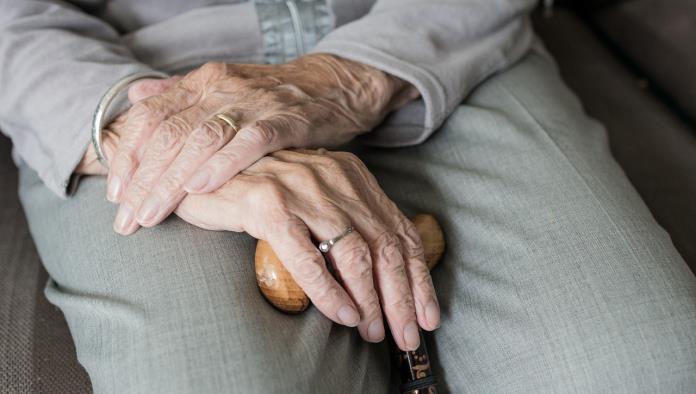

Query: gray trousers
19 50 696 393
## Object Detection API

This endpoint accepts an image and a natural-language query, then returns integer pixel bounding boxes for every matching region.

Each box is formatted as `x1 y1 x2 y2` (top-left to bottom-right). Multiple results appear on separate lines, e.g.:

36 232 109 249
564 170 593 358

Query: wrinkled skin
77 57 438 351
177 149 440 351
104 54 419 236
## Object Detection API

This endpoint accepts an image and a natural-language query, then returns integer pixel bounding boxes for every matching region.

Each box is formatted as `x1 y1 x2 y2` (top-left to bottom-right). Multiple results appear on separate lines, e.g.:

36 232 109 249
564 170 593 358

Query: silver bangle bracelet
91 70 170 169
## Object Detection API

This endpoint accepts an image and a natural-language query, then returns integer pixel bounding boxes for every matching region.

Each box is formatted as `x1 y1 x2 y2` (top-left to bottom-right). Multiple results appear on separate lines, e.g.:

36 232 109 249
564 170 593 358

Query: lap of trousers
18 50 696 393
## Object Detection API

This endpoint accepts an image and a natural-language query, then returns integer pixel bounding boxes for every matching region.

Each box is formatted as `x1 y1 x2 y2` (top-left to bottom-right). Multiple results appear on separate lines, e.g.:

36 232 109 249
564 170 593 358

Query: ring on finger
318 226 354 253
215 113 241 133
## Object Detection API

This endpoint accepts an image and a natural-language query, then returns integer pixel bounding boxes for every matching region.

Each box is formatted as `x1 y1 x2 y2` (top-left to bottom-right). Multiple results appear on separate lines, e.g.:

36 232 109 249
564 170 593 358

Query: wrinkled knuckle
404 234 425 258
375 232 404 272
155 120 188 150
359 289 381 311
378 231 402 256
340 245 372 280
248 121 279 146
406 241 425 260
413 270 435 293
294 253 326 287
381 255 404 275
388 296 416 315
402 222 425 259
192 120 225 149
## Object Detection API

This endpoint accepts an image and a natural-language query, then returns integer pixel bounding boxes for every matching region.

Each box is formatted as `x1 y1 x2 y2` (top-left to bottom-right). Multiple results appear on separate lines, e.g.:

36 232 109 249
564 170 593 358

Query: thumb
75 130 120 176
128 75 183 103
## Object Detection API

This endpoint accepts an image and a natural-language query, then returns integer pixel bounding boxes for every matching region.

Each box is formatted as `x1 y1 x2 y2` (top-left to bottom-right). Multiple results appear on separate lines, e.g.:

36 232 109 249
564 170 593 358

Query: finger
275 149 421 349
301 208 385 343
113 104 209 234
385 208 440 331
335 150 439 331
266 217 360 328
135 113 238 227
107 77 202 203
75 131 118 175
357 219 419 351
174 172 255 232
128 76 183 103
184 115 299 194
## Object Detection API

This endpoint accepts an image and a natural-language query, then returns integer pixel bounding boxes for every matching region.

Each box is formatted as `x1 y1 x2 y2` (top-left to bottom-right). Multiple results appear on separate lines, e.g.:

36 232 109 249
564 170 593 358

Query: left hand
176 148 440 351
106 54 418 235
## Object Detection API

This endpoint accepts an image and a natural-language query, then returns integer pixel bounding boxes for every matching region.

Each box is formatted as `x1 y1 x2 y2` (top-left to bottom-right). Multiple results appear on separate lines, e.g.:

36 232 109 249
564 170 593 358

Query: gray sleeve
314 0 537 147
0 0 155 197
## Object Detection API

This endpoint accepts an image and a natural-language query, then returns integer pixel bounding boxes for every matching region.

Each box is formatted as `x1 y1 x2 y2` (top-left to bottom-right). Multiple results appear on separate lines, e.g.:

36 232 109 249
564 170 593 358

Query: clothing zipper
285 0 306 56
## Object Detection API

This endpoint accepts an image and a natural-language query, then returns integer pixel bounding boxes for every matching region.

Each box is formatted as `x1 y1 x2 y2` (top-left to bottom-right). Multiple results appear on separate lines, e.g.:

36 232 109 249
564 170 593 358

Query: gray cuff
52 64 157 198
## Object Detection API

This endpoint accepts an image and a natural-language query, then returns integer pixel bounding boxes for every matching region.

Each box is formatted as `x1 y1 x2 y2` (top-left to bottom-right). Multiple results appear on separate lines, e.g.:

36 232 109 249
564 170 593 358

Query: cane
254 214 445 393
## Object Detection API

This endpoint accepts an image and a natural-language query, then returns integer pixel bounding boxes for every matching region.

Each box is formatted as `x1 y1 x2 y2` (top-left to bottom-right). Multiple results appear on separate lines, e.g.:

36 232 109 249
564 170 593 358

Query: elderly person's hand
175 149 440 351
77 89 439 351
106 54 419 235
76 76 182 175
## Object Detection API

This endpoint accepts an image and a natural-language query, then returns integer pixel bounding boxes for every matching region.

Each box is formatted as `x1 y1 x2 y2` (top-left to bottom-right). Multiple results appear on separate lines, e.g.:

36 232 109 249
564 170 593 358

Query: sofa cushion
591 0 696 125
0 135 91 393
534 9 696 271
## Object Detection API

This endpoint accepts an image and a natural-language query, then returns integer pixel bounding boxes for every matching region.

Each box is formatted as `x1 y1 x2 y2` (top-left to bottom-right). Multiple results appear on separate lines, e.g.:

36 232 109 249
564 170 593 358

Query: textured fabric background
591 0 696 126
534 8 696 283
0 138 91 393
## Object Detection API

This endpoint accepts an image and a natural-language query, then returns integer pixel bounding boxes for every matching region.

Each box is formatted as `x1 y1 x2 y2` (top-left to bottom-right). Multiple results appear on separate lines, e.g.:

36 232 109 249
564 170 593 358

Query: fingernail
107 176 121 202
403 321 420 350
114 204 134 233
337 305 360 327
426 300 441 330
185 171 211 192
136 196 160 224
367 319 385 342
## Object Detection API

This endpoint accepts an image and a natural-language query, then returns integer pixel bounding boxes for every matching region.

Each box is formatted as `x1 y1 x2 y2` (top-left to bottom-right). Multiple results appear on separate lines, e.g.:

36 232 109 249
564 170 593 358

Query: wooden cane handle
254 214 445 313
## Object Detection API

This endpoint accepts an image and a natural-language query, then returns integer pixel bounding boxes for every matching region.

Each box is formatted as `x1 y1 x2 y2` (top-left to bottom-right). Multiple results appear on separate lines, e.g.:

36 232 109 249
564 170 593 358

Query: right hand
175 149 441 351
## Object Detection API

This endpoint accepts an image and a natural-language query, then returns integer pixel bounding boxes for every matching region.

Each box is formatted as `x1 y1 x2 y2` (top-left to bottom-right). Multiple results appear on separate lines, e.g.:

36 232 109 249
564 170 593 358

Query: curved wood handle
255 214 445 313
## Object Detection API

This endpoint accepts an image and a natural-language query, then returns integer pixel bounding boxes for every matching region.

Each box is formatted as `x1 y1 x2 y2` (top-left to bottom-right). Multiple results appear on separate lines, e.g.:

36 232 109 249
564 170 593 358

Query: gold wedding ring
215 113 241 133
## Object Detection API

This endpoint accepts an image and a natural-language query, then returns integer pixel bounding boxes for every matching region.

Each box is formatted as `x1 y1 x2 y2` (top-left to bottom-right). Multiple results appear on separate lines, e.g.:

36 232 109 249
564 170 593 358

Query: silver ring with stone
318 226 354 253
